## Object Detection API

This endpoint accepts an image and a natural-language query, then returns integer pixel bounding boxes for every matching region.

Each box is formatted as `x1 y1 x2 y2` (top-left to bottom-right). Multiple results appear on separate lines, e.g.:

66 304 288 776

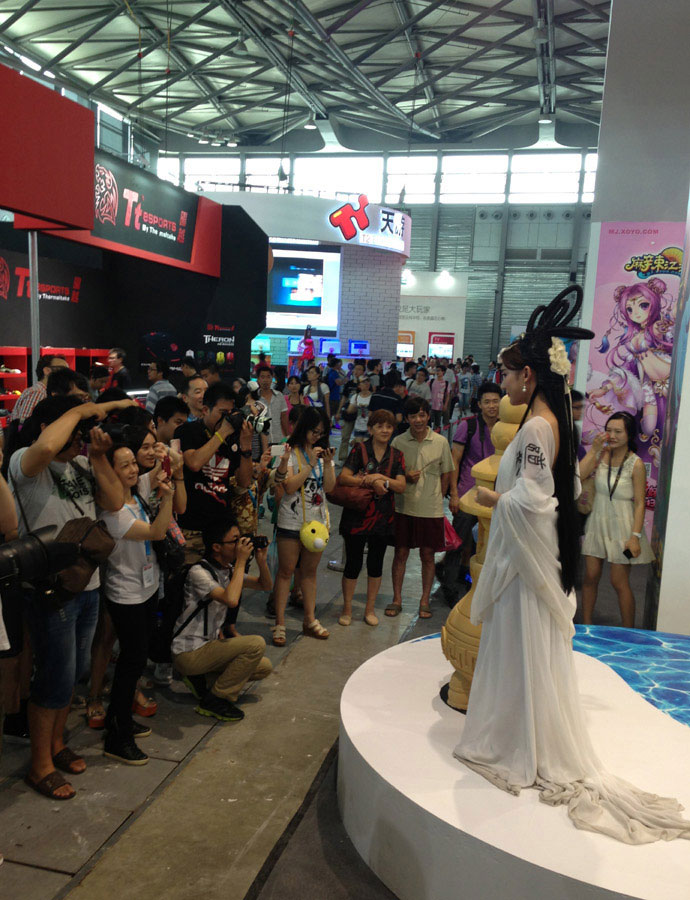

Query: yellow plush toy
299 520 329 552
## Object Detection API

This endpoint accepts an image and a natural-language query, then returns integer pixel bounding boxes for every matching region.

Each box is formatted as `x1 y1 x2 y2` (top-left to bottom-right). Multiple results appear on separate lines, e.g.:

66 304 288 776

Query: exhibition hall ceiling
0 0 609 150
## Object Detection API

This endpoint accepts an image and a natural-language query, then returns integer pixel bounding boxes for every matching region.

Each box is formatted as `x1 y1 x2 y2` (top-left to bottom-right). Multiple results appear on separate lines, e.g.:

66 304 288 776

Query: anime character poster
584 223 684 535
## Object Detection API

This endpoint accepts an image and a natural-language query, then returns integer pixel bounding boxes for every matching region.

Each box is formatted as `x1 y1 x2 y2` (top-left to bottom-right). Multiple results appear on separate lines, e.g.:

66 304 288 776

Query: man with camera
9 394 134 800
175 382 253 563
172 516 272 722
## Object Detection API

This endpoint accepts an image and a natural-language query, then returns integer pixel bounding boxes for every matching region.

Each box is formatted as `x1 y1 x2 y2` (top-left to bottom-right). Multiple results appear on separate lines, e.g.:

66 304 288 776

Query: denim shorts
25 588 100 709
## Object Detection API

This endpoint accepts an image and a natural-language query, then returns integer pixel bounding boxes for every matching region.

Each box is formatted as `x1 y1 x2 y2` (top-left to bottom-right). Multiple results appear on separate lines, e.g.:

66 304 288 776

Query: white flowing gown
454 416 690 844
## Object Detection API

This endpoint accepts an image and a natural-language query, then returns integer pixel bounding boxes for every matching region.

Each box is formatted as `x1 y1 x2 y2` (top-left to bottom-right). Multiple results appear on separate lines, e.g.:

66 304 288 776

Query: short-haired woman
580 411 653 627
337 410 406 626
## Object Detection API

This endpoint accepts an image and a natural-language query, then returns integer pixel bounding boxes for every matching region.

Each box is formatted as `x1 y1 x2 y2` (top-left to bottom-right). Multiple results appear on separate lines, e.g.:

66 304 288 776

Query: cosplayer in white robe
454 415 690 844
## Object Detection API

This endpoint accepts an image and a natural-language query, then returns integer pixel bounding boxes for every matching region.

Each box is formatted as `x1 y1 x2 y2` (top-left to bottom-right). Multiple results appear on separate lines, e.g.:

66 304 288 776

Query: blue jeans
26 588 100 709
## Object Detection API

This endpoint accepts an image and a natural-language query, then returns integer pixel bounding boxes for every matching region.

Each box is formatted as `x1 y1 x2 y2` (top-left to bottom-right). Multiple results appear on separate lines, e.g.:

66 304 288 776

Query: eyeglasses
219 538 239 545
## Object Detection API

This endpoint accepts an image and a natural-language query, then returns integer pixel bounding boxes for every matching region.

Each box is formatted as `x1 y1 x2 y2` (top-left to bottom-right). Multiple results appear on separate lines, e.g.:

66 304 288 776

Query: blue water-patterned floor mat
415 625 690 728
573 624 690 728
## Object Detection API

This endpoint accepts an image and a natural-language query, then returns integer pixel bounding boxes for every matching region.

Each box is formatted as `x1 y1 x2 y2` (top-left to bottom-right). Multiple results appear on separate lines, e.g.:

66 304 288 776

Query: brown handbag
13 463 115 599
326 442 393 511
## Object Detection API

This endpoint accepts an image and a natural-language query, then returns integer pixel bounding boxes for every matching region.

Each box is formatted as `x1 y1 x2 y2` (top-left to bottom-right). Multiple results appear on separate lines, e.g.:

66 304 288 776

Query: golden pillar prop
440 396 526 711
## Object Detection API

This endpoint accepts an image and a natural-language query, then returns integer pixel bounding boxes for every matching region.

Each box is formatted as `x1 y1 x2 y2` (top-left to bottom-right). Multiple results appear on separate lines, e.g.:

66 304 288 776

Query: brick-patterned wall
338 245 403 360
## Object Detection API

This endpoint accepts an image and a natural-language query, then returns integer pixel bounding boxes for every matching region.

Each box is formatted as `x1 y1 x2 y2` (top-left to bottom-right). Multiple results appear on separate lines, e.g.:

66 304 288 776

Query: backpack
456 415 483 477
150 559 218 663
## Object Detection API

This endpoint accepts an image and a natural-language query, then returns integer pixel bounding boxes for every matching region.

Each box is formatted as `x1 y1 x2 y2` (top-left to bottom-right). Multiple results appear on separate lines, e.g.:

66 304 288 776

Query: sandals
384 602 402 617
418 603 433 619
303 619 329 640
52 747 86 775
338 613 352 626
272 624 287 647
24 770 75 801
86 696 106 730
132 692 158 718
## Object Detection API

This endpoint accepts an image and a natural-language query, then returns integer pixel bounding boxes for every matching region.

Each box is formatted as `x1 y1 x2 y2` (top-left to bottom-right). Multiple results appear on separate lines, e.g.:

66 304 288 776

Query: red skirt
394 513 445 551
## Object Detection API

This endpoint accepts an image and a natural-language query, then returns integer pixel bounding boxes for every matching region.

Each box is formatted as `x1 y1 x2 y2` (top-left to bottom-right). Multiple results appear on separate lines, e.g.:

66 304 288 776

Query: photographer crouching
8 395 135 800
172 517 272 722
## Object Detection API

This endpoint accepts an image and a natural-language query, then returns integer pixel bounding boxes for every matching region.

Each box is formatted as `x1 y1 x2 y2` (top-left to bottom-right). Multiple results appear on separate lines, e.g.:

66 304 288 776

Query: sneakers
195 693 244 722
131 720 152 738
182 674 207 700
103 736 149 766
327 559 345 572
153 663 173 685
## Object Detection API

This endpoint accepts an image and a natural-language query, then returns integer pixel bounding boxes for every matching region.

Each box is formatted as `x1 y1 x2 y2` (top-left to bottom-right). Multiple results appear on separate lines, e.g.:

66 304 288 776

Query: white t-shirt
260 389 288 443
305 383 329 409
408 381 431 401
10 449 100 590
100 474 161 605
171 561 229 655
276 450 329 532
353 393 372 436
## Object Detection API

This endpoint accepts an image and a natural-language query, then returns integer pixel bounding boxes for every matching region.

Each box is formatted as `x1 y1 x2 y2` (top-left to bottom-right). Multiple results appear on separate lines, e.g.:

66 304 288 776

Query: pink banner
584 222 684 532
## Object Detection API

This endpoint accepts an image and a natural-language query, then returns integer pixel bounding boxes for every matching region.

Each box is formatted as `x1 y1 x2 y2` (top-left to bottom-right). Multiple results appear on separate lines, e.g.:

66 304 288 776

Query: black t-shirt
175 420 242 530
369 389 404 420
339 439 405 538
109 367 131 390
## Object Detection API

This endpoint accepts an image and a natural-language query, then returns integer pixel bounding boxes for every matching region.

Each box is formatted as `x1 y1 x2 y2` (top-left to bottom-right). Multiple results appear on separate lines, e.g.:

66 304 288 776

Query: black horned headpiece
505 284 595 378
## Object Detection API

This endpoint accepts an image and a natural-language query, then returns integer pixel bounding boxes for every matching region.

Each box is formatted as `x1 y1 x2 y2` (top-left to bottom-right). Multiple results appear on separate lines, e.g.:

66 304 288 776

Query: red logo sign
329 194 369 240
94 164 119 226
0 256 9 300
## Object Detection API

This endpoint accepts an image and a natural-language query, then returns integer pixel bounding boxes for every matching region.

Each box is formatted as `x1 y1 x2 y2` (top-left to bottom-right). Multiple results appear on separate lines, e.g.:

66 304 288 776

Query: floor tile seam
50 722 223 900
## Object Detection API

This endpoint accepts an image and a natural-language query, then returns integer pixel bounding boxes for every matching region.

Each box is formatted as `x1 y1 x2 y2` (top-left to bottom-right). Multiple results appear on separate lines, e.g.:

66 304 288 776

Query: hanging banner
584 222 684 534
91 150 198 262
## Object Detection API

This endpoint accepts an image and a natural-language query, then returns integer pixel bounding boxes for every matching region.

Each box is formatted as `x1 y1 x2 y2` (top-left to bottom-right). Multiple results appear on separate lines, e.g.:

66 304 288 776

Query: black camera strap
9 469 32 537
172 559 219 639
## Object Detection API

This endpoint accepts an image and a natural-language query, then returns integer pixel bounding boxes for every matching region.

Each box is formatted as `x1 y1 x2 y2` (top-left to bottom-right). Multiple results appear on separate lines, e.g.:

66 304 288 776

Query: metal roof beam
555 22 607 52
286 0 439 138
374 0 518 89
352 0 449 65
554 1 610 24
0 0 45 34
325 0 379 36
88 1 218 94
216 0 328 118
41 6 124 71
396 24 533 102
446 107 533 140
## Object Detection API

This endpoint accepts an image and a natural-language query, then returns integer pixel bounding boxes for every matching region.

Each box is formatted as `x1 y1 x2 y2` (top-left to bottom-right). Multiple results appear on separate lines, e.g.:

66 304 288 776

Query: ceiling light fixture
198 137 209 144
304 113 317 130
538 116 553 124
235 35 248 56
227 137 238 148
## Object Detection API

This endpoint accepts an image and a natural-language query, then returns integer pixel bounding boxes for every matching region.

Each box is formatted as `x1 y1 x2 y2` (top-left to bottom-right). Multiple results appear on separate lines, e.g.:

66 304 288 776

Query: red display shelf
0 346 29 411
41 346 76 369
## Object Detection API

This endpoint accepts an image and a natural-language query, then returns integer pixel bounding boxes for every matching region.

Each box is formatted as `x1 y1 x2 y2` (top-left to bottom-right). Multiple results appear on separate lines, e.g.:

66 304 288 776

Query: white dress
582 453 654 565
454 416 690 844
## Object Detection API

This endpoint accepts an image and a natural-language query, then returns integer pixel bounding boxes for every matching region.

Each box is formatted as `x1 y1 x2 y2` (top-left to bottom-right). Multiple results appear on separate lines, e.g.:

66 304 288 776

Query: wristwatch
632 531 642 538
384 479 390 490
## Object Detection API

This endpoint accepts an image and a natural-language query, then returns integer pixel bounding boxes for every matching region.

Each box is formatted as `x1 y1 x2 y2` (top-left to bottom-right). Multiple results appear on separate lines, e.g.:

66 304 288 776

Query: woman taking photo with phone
99 445 174 765
271 407 335 646
580 411 653 627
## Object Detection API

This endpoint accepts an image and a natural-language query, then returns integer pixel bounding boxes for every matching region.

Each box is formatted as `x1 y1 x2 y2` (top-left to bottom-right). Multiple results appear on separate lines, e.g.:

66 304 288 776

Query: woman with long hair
99 445 174 765
302 365 330 418
580 412 653 626
454 286 689 843
284 375 311 420
271 406 336 647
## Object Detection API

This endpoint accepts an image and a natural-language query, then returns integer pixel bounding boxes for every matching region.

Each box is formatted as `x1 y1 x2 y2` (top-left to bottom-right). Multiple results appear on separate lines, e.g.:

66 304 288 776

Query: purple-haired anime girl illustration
588 278 674 461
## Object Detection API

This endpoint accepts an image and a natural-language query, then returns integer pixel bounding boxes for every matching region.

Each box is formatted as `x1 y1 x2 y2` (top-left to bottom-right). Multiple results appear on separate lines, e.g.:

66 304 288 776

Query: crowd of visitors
0 344 654 806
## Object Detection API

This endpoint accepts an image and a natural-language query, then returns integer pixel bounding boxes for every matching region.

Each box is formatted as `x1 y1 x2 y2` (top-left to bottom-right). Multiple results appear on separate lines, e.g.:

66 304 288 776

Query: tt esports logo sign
329 195 370 241
0 256 9 300
94 164 119 226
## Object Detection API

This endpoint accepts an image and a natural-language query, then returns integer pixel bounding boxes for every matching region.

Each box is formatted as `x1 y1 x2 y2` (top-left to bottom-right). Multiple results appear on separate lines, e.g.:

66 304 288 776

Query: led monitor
396 342 414 358
320 338 341 356
349 340 370 357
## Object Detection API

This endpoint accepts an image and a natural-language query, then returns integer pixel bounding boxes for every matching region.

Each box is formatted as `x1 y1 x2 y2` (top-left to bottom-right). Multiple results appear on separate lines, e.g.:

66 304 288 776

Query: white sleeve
100 507 135 540
188 565 219 602
497 417 556 515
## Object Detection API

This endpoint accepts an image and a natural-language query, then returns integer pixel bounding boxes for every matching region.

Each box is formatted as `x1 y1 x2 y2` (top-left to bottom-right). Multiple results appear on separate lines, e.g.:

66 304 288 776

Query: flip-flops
384 603 402 617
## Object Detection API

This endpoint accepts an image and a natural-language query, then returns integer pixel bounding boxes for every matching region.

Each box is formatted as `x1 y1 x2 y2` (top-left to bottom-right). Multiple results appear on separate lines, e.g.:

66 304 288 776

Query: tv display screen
287 337 303 355
250 337 271 353
266 248 341 333
396 342 414 357
428 343 454 359
349 340 370 357
320 338 341 356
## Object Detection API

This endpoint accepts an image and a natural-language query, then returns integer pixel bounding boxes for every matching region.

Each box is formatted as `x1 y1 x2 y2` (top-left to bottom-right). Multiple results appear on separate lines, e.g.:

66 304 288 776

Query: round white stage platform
338 635 690 900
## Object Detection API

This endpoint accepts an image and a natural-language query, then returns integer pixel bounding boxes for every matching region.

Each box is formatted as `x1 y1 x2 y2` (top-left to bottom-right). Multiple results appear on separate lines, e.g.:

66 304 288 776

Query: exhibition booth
211 190 412 370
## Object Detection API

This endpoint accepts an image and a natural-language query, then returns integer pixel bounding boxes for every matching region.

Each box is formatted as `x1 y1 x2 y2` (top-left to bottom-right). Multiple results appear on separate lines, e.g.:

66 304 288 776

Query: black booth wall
0 206 267 386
